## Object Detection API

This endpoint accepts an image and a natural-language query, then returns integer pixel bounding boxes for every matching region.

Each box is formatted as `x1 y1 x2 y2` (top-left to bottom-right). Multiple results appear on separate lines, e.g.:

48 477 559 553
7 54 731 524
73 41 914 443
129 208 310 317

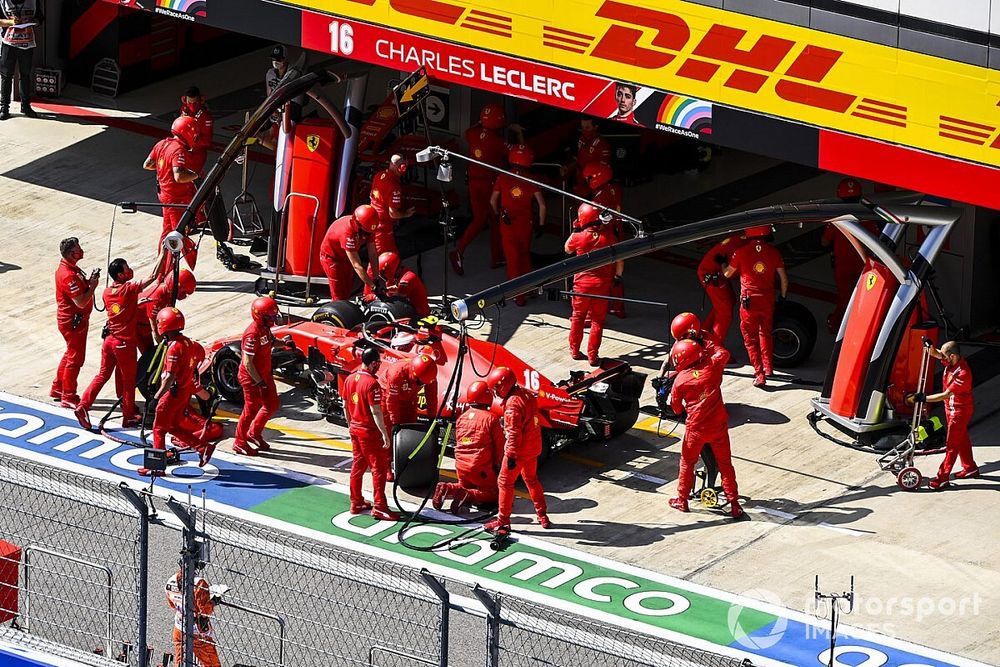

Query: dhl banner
288 0 1000 170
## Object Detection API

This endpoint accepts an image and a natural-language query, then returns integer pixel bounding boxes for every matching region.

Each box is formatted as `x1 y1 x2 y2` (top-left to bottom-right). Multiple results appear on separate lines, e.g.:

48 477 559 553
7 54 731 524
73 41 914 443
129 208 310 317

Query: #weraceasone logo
155 0 206 17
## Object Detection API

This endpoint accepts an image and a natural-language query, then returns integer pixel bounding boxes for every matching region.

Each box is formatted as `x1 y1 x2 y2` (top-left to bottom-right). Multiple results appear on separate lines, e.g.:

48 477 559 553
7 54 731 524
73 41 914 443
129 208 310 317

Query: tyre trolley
877 339 933 491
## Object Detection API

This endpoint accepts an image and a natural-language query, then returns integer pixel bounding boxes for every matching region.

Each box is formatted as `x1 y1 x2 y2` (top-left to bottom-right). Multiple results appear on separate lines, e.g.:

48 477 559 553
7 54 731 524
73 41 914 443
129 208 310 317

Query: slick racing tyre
393 423 439 489
312 300 364 329
772 300 817 368
608 371 645 438
366 297 417 325
212 347 244 404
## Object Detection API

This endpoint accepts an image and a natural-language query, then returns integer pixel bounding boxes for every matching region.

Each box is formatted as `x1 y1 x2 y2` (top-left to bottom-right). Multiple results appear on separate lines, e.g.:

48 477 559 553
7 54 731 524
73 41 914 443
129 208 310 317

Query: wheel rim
772 327 800 360
217 357 241 398
899 469 921 489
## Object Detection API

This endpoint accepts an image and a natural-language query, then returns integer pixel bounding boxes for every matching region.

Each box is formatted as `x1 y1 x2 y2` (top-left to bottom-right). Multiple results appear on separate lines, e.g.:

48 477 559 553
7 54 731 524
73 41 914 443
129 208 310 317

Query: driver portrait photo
610 82 643 127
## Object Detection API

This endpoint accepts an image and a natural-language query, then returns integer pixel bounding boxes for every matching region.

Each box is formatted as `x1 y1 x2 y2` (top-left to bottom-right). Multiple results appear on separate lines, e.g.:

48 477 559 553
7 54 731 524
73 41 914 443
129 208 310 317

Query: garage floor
1 51 998 664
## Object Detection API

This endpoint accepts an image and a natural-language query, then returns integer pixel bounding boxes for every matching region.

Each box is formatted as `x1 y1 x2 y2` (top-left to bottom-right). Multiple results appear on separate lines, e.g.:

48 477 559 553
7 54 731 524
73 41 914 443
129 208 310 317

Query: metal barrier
0 451 753 667
0 452 144 664
22 546 114 657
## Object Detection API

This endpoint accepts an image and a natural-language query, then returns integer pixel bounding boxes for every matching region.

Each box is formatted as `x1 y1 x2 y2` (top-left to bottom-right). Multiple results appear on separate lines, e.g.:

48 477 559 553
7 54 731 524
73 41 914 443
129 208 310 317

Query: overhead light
416 146 437 163
437 159 453 183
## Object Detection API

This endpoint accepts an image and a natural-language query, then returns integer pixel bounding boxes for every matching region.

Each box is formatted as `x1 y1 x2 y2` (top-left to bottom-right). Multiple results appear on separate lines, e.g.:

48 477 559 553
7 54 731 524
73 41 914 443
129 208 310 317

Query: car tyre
212 347 244 405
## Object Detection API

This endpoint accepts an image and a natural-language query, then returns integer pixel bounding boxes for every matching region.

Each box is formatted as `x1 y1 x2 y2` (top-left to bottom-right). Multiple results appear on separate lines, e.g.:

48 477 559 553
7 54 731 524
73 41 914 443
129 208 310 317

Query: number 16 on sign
328 21 355 56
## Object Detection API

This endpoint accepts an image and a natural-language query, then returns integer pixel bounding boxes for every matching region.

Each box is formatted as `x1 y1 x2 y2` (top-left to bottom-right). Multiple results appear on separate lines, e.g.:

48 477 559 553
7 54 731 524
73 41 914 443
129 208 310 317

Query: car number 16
522 369 540 392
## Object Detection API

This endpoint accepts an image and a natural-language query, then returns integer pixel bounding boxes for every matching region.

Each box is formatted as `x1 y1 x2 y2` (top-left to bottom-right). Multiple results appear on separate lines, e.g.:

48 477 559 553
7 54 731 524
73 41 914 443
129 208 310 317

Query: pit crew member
343 347 399 521
491 144 546 304
821 178 877 333
233 297 282 457
667 339 743 519
364 251 431 318
697 235 745 344
52 237 100 408
74 257 162 430
143 308 211 475
143 116 200 248
564 203 622 366
179 85 214 175
582 161 627 318
483 367 550 533
369 153 416 256
433 380 503 513
723 226 788 387
137 269 197 354
563 118 611 196
908 341 980 489
319 205 379 301
450 103 524 273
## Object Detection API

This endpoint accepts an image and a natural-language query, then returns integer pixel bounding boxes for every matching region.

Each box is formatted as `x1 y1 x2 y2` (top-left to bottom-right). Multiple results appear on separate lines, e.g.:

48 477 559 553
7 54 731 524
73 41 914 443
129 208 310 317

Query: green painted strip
252 485 777 647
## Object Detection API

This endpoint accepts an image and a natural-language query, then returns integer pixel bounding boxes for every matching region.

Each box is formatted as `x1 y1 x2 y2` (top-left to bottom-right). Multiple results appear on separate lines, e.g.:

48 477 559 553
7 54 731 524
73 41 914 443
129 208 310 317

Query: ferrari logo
110 304 121 315
866 272 878 291
753 261 766 274
693 370 700 378
477 299 485 308
306 135 321 152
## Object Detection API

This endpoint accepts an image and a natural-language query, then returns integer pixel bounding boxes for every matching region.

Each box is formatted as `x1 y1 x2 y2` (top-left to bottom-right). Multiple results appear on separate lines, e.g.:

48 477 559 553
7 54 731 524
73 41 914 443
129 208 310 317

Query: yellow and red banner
290 0 1000 170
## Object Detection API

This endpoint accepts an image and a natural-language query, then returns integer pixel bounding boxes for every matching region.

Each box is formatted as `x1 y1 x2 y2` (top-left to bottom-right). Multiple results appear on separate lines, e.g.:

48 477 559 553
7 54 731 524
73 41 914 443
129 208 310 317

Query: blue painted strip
0 396 309 510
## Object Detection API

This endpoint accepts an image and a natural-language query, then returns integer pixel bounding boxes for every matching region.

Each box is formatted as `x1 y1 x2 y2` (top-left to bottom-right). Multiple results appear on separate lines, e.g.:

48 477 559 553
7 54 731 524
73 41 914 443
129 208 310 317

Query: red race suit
147 137 197 245
566 225 615 363
364 265 431 318
369 168 403 255
184 106 214 175
152 336 207 453
319 214 365 301
343 368 391 511
494 173 539 283
697 235 745 344
53 259 92 402
729 240 784 377
79 281 142 422
670 343 739 503
458 125 507 264
496 387 547 525
438 405 503 505
234 321 279 447
165 571 221 667
573 134 611 195
136 282 172 353
935 358 978 482
591 182 626 318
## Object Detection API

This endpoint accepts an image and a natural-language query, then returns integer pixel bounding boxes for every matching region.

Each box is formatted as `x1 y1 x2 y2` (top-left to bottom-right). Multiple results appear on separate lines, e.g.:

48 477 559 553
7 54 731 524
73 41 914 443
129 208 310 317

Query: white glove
234 152 246 166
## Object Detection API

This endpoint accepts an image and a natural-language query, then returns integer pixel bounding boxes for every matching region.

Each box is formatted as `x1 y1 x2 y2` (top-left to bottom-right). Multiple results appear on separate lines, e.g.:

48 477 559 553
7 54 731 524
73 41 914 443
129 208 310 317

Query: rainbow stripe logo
156 0 206 16
657 95 713 134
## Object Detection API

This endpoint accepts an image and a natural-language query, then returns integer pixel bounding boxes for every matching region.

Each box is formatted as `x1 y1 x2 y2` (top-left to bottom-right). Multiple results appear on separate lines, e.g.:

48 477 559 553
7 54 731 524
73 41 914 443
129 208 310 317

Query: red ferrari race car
205 299 646 456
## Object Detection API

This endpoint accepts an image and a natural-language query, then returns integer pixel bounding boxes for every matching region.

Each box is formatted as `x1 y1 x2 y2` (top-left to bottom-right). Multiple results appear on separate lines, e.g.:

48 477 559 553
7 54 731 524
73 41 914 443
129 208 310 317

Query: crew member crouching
433 381 503 513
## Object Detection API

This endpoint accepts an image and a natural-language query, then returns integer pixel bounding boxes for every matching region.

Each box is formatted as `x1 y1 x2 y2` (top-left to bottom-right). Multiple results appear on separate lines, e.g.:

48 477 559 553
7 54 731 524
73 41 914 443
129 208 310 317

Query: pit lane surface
1 58 998 665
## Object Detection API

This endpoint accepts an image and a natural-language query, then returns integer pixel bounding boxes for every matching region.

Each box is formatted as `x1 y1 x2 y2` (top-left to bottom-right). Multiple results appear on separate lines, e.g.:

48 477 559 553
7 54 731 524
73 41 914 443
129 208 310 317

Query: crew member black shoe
0 108 9 121
21 105 37 118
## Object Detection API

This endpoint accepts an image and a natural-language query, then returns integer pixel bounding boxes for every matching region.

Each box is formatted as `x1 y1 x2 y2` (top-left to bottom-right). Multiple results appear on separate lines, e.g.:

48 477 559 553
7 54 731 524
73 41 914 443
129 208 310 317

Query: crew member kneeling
667 339 743 519
233 297 282 457
433 381 503 513
343 347 399 521
364 251 431 318
565 203 621 366
484 367 550 533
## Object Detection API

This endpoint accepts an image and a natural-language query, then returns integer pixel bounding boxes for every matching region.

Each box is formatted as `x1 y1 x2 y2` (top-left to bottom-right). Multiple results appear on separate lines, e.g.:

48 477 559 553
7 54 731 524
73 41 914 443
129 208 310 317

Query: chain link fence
0 451 143 663
0 451 753 667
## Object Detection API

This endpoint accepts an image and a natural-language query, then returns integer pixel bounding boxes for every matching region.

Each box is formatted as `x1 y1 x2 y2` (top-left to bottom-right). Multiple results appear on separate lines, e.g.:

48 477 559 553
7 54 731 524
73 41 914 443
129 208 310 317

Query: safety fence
0 451 751 667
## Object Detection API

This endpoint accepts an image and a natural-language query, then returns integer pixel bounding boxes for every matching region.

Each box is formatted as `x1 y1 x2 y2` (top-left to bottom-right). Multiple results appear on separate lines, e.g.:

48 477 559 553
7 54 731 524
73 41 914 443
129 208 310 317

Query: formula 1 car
206 299 646 455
